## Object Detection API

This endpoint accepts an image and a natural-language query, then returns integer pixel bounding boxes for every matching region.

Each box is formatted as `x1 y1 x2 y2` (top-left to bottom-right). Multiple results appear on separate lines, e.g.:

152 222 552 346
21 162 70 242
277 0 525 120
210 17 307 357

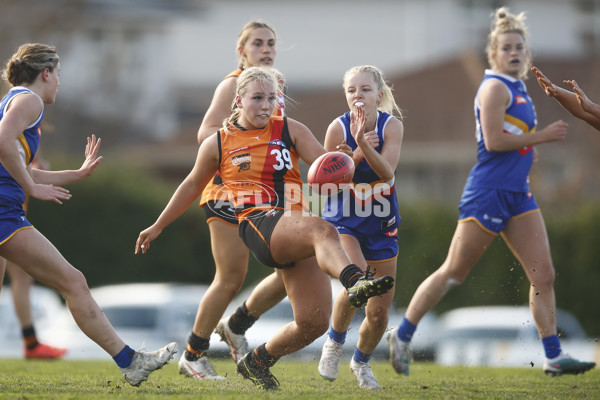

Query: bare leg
264 257 331 357
501 211 557 337
0 228 125 356
190 221 248 338
404 221 495 325
330 235 364 333
269 211 352 277
244 271 287 317
6 262 34 328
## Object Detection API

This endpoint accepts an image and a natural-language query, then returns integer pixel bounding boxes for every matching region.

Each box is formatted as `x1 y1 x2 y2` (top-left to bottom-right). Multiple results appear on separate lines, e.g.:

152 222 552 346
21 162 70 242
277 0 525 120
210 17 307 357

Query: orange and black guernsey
200 69 285 212
209 116 307 219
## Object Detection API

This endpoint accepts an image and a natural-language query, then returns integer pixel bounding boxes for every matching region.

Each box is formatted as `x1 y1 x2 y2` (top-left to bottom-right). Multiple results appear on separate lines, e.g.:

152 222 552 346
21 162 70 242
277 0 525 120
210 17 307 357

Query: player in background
531 66 600 131
135 66 394 390
317 65 404 390
387 7 596 377
176 21 289 380
5 155 67 359
0 43 176 386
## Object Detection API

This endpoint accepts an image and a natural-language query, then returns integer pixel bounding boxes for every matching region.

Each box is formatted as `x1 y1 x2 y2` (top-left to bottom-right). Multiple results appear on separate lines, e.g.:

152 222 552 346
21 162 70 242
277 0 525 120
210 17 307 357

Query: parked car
431 305 600 368
49 283 209 359
216 279 438 361
0 285 66 358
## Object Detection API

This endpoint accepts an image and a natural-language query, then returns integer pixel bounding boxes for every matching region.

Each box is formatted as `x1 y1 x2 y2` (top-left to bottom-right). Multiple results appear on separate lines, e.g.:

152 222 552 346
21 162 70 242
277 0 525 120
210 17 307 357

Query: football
307 151 355 195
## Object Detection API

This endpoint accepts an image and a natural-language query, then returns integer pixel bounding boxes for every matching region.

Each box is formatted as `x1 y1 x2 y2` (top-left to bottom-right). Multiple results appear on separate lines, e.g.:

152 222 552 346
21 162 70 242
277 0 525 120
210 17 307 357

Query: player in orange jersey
136 66 395 390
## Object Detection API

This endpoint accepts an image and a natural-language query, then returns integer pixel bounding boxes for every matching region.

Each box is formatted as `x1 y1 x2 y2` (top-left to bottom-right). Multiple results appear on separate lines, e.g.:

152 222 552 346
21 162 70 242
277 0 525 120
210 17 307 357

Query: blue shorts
458 188 539 235
336 225 398 263
0 200 33 245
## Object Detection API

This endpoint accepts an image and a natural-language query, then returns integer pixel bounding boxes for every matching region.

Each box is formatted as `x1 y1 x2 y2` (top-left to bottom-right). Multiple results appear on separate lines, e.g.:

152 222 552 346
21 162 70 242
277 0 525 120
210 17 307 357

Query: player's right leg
180 219 247 379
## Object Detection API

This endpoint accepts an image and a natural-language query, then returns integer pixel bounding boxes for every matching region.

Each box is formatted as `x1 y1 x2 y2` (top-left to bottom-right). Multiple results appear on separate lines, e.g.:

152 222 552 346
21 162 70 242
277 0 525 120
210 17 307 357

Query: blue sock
541 335 562 359
328 327 347 344
353 348 371 364
397 317 417 342
113 345 135 368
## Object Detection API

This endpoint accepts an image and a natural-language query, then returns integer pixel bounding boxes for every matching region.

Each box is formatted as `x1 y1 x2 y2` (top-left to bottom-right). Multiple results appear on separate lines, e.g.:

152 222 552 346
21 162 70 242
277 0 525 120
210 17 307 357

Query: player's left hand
135 225 162 255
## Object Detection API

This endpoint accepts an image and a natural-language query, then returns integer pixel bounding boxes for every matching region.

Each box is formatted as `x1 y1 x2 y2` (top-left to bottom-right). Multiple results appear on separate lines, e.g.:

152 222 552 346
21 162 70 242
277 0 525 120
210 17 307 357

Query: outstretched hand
79 134 103 177
350 105 367 145
29 183 71 204
531 67 558 98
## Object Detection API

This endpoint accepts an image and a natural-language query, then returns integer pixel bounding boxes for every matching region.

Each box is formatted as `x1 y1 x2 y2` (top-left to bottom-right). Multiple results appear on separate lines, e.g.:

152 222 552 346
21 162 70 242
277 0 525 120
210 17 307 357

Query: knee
296 312 329 341
316 221 341 242
57 269 90 299
532 266 556 290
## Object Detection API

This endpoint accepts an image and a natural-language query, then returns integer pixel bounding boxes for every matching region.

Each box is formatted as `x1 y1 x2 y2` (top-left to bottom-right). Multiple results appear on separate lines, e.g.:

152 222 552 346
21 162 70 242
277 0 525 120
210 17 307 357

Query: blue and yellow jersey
322 111 401 236
0 87 43 206
465 70 537 193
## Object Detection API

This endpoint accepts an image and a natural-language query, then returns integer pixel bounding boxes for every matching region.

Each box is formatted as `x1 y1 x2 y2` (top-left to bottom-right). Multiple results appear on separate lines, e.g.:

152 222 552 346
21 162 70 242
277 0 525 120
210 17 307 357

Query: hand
541 120 568 143
28 183 71 204
78 135 103 178
350 105 367 145
564 79 594 113
531 67 558 98
135 225 162 255
364 130 379 148
335 141 354 157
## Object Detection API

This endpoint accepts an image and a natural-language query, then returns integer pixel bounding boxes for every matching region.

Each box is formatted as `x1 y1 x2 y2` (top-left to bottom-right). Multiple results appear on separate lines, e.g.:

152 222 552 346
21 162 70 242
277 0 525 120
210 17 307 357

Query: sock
328 327 347 344
113 345 135 368
339 264 364 289
185 332 210 361
397 317 417 343
22 325 39 350
229 301 258 334
541 335 562 359
353 348 371 364
253 343 279 368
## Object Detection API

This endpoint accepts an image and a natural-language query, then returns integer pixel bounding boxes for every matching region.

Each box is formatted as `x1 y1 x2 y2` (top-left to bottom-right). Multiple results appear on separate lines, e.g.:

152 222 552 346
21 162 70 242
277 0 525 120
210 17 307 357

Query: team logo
515 96 528 104
232 153 251 172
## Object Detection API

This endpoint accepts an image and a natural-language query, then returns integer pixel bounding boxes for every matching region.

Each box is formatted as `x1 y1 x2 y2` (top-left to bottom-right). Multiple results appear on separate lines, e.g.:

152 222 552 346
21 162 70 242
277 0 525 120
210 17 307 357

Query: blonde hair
485 7 531 80
222 66 281 135
236 21 277 69
343 65 403 119
2 43 59 86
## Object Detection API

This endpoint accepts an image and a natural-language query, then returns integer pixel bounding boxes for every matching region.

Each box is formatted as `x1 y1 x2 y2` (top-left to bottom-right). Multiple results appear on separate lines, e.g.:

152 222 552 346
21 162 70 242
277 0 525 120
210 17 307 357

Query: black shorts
238 209 294 269
203 200 239 226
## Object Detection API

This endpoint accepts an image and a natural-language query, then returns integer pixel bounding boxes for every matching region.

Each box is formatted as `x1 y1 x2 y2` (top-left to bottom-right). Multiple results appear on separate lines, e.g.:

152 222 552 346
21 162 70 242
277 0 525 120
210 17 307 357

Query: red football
307 151 355 195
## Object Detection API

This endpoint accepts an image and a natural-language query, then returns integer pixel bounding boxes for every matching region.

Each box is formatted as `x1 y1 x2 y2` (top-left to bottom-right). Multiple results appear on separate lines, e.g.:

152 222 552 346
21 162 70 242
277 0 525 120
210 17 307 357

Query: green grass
0 358 598 400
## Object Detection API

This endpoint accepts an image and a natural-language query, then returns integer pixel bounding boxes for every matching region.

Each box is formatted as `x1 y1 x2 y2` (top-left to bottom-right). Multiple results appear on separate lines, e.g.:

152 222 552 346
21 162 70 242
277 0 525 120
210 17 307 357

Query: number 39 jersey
214 116 306 218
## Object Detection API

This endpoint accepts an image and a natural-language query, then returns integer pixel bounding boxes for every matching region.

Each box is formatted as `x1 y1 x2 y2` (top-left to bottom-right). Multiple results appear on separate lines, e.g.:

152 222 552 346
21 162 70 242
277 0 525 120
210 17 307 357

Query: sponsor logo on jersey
385 228 398 237
232 153 251 172
515 95 528 104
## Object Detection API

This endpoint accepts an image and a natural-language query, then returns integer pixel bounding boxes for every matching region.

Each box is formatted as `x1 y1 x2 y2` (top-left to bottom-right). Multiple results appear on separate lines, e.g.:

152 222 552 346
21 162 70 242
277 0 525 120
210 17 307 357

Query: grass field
0 358 598 400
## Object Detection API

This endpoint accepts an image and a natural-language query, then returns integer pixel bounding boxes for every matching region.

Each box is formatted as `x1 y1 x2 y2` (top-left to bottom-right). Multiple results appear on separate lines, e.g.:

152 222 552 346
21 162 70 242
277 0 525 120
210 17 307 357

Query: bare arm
197 77 237 144
135 134 220 254
0 94 71 204
30 135 103 185
479 78 567 152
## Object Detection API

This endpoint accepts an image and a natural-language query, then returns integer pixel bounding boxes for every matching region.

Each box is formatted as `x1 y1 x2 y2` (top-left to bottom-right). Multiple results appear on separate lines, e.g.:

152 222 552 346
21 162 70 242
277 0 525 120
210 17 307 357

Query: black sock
22 325 38 350
339 264 364 289
229 301 258 334
253 343 279 368
185 332 209 361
